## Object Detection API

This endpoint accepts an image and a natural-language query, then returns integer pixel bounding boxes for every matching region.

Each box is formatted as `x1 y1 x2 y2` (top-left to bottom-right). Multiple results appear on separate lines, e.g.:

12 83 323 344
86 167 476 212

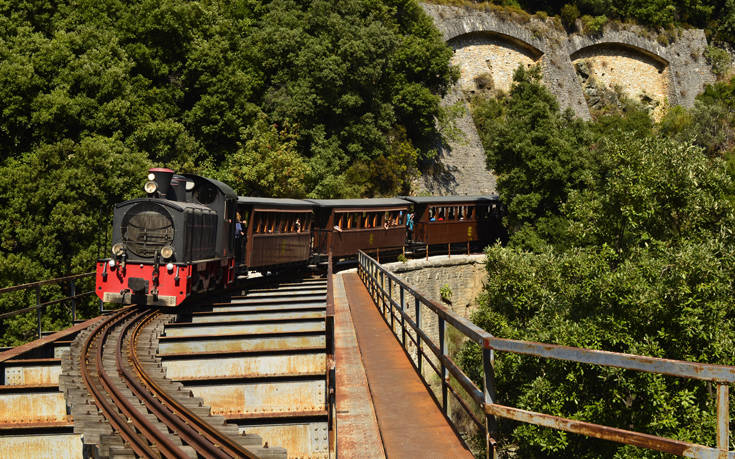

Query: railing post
388 277 394 330
70 280 77 323
439 317 448 415
35 285 41 339
717 384 729 452
416 297 421 375
400 286 406 346
482 344 498 459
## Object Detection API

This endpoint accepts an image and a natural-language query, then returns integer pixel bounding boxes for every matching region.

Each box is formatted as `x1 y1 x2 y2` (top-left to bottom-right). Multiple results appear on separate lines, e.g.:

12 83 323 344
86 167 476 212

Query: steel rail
80 307 175 458
128 310 259 459
94 308 186 458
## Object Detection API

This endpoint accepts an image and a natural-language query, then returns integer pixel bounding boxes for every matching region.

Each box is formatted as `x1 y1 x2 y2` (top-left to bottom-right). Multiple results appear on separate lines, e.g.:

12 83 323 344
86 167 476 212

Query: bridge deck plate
342 272 474 459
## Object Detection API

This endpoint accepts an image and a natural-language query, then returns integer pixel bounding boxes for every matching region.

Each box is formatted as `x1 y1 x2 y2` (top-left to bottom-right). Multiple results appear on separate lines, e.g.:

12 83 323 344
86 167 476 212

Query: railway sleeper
146 313 286 458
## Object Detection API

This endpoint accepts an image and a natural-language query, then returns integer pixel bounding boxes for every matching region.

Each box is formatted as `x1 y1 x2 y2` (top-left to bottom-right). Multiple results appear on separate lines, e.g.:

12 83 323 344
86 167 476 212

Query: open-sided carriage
236 197 315 274
307 198 409 258
401 195 504 254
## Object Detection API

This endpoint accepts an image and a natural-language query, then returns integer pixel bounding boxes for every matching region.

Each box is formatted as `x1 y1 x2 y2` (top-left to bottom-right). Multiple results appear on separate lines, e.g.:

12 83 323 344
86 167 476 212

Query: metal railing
0 272 98 340
357 250 735 459
325 250 337 457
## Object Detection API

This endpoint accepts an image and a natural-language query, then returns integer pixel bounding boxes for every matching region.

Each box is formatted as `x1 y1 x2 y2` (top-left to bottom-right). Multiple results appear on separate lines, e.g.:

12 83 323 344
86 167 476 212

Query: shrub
439 284 453 303
704 45 732 77
560 4 580 31
581 14 608 36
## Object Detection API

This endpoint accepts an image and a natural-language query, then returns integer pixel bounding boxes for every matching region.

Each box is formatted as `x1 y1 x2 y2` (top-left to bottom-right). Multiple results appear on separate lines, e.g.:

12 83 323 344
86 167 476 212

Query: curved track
80 306 260 458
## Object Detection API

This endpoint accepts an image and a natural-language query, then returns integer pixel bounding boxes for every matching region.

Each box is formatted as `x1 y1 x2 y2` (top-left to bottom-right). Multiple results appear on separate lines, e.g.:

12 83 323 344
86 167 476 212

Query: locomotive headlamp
108 259 116 268
185 181 195 191
160 245 174 259
147 173 156 181
111 243 125 256
166 263 174 272
144 180 158 194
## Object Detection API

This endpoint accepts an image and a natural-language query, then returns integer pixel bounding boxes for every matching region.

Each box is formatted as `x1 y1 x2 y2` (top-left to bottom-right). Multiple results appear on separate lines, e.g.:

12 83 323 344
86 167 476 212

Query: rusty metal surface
164 321 324 337
240 422 329 459
191 310 325 323
486 404 735 459
489 337 735 383
0 315 104 363
210 303 325 313
0 392 70 424
0 433 83 459
163 353 326 380
244 289 326 297
224 295 327 306
342 272 473 458
158 334 325 354
333 273 385 459
4 361 61 386
188 380 326 416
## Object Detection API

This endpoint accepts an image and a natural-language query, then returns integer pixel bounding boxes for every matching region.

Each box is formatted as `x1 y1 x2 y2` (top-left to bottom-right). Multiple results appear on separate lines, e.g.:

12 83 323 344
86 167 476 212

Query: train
95 168 505 307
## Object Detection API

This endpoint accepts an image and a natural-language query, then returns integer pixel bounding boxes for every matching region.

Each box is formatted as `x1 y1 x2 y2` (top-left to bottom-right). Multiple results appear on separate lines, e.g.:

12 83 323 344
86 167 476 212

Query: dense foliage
463 68 735 456
0 0 456 344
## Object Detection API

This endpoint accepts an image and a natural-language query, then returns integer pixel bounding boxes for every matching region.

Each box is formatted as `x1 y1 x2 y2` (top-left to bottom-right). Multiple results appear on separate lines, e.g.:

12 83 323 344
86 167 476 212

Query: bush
580 14 608 36
704 45 732 77
560 4 580 31
439 284 453 303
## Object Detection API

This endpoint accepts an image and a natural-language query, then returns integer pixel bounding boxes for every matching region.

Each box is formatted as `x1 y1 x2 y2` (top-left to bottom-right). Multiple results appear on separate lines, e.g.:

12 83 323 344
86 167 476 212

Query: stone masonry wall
414 3 715 195
375 255 487 381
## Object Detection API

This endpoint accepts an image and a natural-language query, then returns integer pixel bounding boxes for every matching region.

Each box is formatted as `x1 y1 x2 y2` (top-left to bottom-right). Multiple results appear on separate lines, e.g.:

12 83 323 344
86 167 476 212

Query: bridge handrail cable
357 250 734 458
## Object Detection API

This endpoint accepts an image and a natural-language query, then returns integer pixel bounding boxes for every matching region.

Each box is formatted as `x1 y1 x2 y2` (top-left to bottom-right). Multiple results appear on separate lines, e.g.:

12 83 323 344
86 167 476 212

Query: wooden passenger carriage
307 198 409 258
236 197 315 271
401 195 503 246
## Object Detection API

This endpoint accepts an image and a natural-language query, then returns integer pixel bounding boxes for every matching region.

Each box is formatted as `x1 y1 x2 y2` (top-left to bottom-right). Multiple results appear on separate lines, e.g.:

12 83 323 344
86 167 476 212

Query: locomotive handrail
357 250 735 458
0 271 98 340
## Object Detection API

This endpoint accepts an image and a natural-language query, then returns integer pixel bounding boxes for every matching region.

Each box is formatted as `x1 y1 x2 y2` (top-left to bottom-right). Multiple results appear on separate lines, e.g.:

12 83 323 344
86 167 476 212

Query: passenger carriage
402 195 504 252
236 197 315 274
307 198 409 258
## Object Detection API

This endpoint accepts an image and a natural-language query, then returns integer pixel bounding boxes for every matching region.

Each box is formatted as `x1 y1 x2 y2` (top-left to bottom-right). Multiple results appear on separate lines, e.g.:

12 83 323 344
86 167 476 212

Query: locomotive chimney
149 168 174 197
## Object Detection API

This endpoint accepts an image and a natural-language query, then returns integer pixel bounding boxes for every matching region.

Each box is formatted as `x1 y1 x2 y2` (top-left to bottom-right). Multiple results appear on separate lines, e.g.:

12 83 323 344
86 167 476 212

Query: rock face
414 86 497 196
415 2 716 195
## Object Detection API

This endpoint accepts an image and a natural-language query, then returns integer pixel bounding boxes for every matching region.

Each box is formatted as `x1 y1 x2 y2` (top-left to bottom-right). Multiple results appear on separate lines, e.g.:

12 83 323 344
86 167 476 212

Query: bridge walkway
335 271 473 458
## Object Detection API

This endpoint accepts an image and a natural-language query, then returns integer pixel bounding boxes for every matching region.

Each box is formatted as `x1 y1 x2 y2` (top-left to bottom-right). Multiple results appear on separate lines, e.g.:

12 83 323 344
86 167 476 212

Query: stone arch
570 42 670 119
448 31 543 94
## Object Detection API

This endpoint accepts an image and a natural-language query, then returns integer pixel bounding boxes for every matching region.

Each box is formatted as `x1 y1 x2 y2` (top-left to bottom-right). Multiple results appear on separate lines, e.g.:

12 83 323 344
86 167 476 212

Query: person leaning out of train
235 212 245 262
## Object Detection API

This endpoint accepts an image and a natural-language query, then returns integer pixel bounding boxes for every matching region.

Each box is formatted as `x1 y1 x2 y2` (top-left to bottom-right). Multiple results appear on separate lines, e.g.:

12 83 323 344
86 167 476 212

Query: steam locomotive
96 169 503 307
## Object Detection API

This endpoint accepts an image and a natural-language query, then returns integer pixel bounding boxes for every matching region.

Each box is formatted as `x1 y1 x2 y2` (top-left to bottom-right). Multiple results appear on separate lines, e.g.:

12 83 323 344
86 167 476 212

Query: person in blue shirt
407 211 414 240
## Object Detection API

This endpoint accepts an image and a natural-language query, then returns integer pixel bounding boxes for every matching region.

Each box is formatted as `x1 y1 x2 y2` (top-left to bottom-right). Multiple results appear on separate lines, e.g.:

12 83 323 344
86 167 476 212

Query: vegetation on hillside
0 0 457 344
462 67 735 456
428 0 735 45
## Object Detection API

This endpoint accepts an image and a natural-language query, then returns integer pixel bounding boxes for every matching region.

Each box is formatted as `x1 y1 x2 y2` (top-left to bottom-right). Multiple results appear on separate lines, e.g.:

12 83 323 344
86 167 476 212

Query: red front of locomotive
96 257 234 307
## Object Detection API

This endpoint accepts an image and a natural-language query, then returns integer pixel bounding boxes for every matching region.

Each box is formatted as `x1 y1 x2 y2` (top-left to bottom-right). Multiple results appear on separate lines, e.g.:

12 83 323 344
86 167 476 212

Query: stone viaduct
415 3 715 196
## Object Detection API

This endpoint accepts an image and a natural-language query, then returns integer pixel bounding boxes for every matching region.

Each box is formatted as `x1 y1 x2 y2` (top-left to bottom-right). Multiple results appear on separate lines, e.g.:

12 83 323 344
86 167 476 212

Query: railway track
158 275 333 458
62 303 285 458
1 273 333 458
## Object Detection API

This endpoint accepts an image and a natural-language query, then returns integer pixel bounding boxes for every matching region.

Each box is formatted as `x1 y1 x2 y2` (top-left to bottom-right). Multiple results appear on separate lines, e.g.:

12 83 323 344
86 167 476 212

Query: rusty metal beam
485 404 735 459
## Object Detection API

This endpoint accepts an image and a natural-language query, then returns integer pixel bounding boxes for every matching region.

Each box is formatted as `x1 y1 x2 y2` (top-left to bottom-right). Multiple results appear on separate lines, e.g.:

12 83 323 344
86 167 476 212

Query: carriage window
467 207 474 220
